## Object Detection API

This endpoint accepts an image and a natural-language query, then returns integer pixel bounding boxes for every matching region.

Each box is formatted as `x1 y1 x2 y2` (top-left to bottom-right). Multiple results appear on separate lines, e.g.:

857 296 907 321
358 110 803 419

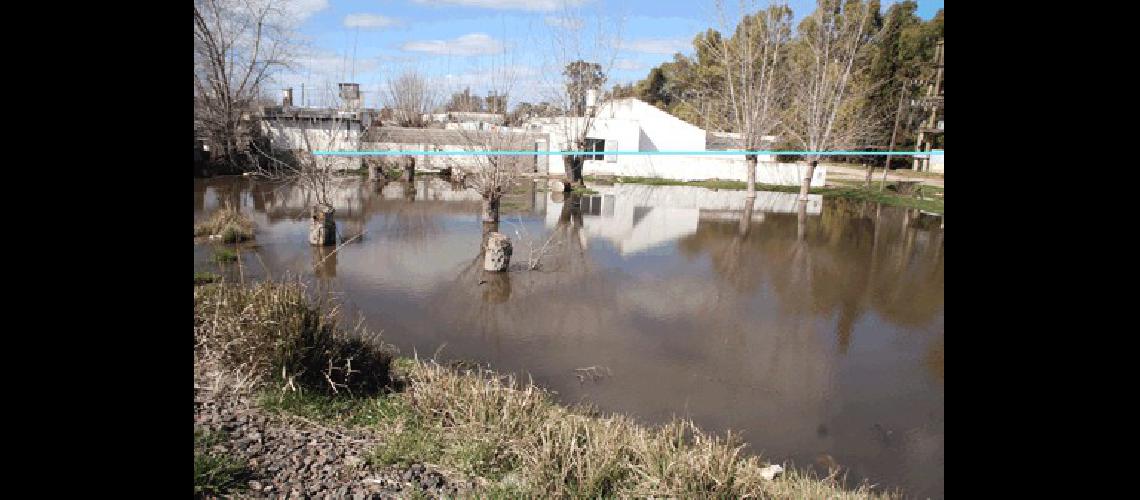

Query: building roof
258 106 378 121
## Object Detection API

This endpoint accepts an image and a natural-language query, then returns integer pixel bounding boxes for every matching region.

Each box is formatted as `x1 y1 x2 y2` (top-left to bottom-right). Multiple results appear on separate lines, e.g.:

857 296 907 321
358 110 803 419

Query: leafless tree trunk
251 90 360 245
537 3 624 191
703 0 792 198
881 80 910 192
446 48 534 225
783 0 883 202
194 0 295 170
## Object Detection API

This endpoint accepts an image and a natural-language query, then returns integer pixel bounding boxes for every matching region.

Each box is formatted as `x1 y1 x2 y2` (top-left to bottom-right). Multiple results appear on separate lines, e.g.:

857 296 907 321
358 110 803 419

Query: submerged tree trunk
309 204 336 246
483 232 512 272
738 197 756 238
745 154 758 198
402 156 416 182
797 200 807 243
798 160 818 202
481 189 502 223
563 156 583 191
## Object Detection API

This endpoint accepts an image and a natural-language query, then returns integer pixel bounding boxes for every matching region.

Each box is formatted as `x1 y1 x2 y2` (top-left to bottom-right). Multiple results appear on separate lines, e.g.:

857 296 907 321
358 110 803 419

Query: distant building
525 98 824 186
257 103 379 171
361 126 549 173
423 111 506 126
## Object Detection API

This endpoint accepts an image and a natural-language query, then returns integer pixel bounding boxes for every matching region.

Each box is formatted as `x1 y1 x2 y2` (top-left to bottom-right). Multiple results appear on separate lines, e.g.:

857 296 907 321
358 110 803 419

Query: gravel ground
194 388 476 499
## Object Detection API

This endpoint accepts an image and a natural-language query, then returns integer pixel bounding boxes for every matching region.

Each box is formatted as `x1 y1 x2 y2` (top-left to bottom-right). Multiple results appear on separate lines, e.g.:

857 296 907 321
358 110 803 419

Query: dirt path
824 164 944 188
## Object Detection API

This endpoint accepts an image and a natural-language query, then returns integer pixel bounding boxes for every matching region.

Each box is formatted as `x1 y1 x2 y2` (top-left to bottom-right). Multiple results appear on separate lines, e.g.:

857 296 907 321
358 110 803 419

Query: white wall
929 149 944 173
597 99 704 152
260 119 362 171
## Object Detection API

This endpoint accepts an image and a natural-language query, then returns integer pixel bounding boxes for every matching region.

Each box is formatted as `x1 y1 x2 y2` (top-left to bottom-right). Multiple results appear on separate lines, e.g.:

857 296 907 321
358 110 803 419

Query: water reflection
193 176 944 499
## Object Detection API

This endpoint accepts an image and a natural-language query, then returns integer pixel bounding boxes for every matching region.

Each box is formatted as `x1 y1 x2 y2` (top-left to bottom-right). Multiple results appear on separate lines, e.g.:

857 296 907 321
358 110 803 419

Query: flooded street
194 176 944 498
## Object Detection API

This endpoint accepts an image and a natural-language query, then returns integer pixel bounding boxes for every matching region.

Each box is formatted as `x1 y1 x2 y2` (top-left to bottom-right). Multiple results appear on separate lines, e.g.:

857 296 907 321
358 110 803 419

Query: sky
272 0 944 109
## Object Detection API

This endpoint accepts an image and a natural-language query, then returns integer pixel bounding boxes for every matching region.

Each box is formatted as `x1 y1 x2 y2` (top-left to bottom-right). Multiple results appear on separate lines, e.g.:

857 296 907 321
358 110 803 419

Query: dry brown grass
193 281 393 396
389 361 896 498
194 205 255 243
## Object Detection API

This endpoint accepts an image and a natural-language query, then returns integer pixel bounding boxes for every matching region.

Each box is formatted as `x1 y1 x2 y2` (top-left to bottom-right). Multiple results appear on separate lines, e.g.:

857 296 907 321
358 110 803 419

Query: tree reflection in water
678 197 944 355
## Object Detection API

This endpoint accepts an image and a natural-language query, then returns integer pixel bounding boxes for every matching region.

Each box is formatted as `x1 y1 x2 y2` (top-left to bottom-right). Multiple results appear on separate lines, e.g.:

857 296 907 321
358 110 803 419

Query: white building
525 98 825 187
258 106 372 171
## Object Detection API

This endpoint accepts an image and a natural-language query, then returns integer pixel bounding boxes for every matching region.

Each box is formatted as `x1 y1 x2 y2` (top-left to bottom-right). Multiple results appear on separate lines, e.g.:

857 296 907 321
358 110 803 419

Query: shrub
195 206 255 242
193 281 394 396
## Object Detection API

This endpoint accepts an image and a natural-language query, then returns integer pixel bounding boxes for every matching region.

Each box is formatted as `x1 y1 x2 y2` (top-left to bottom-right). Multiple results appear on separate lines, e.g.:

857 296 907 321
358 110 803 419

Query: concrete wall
361 140 539 172
929 150 944 174
260 119 363 171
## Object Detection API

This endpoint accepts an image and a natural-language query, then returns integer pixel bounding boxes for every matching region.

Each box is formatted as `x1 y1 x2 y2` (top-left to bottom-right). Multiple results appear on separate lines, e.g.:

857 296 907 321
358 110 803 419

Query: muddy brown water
195 176 944 498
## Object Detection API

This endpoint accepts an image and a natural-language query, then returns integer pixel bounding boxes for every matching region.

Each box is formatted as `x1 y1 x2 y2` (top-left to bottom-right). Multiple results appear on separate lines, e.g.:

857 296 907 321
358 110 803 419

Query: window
584 138 605 161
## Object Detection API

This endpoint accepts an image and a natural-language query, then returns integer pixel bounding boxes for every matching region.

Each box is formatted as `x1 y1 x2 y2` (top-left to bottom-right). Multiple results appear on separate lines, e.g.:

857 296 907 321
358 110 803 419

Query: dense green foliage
625 1 943 160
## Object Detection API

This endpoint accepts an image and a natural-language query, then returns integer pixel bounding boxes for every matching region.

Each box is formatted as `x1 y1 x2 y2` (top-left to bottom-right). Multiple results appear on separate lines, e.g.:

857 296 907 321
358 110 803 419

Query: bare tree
783 0 883 201
251 88 360 246
537 3 624 191
701 0 793 198
445 58 531 224
381 70 440 128
194 0 296 170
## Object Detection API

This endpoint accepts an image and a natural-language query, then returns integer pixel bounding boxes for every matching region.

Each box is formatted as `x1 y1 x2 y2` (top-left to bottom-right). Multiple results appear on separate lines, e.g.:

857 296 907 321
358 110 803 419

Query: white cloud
343 13 400 29
412 0 589 12
614 59 645 71
620 38 689 55
282 0 329 22
401 33 505 56
544 16 583 30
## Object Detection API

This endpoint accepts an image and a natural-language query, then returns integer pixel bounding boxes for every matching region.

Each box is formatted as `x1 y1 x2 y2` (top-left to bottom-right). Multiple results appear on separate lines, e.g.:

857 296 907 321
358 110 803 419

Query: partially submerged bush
195 206 255 242
194 271 221 285
193 281 393 396
212 248 238 263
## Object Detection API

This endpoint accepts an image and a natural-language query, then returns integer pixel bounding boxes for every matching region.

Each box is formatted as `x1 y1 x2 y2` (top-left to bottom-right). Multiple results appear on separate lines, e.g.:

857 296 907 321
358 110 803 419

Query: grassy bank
589 175 944 215
194 281 895 498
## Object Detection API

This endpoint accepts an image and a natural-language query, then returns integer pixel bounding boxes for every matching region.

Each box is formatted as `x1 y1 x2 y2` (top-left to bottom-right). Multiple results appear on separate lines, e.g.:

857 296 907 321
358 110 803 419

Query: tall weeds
193 281 393 396
194 205 255 243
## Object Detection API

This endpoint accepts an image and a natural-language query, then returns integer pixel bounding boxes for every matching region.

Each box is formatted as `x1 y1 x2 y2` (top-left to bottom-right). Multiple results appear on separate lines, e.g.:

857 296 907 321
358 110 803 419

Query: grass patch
570 185 598 195
259 390 412 428
212 248 238 263
194 271 221 285
195 206 255 243
370 420 445 467
195 281 894 498
194 429 249 497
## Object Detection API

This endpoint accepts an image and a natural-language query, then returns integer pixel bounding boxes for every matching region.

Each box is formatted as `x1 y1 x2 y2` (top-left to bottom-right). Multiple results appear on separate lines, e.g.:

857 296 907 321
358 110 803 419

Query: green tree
563 60 605 116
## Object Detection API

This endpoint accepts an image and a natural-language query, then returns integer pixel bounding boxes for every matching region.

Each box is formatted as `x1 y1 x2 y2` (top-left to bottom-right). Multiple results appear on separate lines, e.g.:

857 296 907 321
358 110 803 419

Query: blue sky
275 0 944 108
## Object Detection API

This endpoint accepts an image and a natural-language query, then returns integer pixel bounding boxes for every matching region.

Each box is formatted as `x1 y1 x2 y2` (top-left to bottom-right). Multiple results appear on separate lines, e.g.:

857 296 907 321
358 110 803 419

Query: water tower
338 83 361 110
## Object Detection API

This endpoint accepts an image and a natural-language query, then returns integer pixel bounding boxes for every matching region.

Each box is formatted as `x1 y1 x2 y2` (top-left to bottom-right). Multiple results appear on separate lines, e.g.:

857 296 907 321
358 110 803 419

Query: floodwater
194 176 944 498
